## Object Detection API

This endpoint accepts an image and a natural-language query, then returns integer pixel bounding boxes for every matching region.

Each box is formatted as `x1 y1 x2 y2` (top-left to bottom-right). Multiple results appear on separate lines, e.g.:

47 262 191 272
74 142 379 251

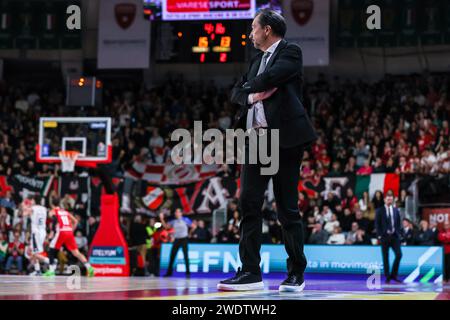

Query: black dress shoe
279 274 305 292
163 272 173 277
217 267 264 291
385 277 391 284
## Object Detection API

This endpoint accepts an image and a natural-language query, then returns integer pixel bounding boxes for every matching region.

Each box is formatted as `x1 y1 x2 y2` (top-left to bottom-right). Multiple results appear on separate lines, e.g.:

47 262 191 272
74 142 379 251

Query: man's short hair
51 196 60 207
255 9 287 38
34 194 42 205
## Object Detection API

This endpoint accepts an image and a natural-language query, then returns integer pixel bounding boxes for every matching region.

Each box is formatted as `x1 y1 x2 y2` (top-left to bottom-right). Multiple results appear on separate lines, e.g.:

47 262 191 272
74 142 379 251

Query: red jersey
54 207 73 232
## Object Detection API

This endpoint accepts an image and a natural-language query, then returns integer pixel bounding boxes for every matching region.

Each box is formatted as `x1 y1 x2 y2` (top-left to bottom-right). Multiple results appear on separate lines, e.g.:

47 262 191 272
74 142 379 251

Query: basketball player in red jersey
44 197 95 277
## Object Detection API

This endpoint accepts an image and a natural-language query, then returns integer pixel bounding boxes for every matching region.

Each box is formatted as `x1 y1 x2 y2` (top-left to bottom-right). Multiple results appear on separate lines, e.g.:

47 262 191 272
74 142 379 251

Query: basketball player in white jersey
23 195 50 275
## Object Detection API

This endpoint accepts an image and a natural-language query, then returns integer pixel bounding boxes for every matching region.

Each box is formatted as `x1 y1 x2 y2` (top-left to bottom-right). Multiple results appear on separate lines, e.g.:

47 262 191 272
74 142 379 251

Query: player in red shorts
44 197 95 277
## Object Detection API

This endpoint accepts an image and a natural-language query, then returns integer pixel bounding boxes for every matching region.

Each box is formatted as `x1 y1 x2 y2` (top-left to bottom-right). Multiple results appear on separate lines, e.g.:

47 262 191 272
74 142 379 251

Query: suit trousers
381 234 403 279
239 134 306 276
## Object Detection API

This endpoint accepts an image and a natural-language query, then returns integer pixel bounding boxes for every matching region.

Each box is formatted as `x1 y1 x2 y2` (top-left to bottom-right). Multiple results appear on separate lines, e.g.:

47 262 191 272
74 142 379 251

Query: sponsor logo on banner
422 208 450 230
94 266 127 275
90 246 126 265
291 0 314 26
143 186 165 210
160 244 443 283
115 3 136 29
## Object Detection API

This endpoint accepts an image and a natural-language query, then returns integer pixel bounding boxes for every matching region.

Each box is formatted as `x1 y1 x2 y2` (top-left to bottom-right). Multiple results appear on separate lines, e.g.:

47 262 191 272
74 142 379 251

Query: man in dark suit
217 9 317 292
375 189 403 283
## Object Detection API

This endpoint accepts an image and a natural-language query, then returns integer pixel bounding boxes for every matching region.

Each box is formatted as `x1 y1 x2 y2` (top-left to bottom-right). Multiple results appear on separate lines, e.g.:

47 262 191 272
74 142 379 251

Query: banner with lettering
422 207 450 230
8 174 54 203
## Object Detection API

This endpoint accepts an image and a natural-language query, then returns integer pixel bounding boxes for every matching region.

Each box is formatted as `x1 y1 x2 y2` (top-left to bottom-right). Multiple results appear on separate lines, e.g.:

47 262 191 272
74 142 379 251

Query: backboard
36 117 112 166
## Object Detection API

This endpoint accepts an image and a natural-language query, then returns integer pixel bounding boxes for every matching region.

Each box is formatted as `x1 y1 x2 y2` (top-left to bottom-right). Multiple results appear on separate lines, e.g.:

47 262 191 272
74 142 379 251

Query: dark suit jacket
230 39 318 148
375 206 403 239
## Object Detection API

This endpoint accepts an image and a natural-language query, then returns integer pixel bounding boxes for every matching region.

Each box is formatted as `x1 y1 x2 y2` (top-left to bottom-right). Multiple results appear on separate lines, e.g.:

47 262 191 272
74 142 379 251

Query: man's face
402 220 409 228
385 193 394 205
250 15 269 50
175 209 182 219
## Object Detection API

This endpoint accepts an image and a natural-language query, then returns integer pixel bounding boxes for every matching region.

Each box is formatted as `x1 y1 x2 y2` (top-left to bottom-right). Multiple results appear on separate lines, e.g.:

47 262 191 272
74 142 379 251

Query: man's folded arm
230 75 253 107
242 44 302 93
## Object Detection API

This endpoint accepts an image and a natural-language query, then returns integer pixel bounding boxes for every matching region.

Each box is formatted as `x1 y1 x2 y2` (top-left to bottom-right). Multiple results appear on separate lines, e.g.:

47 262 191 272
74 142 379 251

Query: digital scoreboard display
163 0 255 21
144 0 282 21
155 21 250 63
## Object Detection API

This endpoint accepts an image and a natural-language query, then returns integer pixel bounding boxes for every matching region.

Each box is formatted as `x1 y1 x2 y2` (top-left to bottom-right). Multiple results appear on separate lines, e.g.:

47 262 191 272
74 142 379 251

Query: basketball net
58 150 79 172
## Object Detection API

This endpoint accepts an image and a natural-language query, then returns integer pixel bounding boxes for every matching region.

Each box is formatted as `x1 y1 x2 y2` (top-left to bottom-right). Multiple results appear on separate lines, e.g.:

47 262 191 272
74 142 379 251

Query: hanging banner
97 0 151 69
125 162 222 185
422 207 450 230
283 0 329 66
8 174 54 203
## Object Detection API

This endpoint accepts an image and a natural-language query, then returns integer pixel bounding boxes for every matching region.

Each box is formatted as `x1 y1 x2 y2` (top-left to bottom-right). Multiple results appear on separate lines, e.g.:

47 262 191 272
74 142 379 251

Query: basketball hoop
58 150 80 172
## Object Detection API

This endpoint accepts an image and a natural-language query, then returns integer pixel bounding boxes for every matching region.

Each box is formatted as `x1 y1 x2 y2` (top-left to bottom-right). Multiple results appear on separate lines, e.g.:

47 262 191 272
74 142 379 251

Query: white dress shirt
246 39 282 129
385 205 395 234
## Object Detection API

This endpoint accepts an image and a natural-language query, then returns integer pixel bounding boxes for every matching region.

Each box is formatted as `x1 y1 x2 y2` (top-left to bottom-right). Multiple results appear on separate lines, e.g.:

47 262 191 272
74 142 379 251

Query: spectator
323 192 339 212
324 213 340 234
341 188 357 211
298 191 310 214
228 210 241 229
429 222 439 245
305 215 316 241
190 219 211 243
268 219 282 244
339 208 355 232
354 138 370 167
354 229 370 245
321 205 333 223
5 231 25 274
149 128 164 149
0 232 7 272
327 226 345 245
346 222 359 245
148 224 166 277
415 220 435 245
0 191 16 210
401 218 415 245
356 159 373 175
358 191 370 213
308 223 329 244
0 206 11 234
372 191 384 210
75 230 88 255
354 209 371 233
87 216 99 244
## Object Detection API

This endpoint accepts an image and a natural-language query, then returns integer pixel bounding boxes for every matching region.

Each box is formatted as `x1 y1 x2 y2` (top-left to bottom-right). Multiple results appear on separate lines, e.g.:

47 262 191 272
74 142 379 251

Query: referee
159 208 192 278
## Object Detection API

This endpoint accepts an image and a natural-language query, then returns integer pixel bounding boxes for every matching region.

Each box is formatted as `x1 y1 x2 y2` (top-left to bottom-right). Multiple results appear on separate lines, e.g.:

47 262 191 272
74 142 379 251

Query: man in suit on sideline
375 189 404 283
217 9 317 293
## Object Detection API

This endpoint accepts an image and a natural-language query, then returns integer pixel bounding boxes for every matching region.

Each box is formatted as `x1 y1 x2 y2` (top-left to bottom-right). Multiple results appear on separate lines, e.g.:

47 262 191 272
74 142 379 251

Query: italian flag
355 173 400 198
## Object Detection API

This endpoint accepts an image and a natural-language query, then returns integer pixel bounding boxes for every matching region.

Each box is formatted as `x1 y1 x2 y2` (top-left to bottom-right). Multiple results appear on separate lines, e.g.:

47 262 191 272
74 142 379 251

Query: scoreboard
155 20 250 63
162 0 255 21
144 0 282 21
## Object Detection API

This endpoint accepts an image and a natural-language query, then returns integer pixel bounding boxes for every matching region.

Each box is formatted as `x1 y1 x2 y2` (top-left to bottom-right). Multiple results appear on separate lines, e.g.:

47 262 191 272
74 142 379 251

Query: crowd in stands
1 71 450 274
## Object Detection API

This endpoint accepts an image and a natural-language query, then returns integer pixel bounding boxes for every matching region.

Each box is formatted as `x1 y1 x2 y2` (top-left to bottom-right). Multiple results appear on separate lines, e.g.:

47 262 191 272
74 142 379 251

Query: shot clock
155 20 250 63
